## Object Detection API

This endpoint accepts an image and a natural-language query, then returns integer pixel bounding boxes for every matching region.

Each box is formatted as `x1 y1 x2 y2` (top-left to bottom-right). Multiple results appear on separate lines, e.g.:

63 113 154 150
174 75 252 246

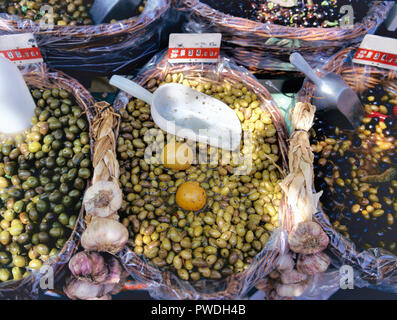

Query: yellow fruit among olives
161 142 193 171
176 182 206 211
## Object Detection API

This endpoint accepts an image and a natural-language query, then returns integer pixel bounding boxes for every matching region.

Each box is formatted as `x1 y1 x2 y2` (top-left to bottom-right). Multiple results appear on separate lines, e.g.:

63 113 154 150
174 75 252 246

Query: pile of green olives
0 87 91 282
0 0 146 26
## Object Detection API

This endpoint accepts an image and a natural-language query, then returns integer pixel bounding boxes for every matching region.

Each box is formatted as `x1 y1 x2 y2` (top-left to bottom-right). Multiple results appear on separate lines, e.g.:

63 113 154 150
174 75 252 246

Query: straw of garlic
297 252 331 275
81 217 128 255
288 221 329 255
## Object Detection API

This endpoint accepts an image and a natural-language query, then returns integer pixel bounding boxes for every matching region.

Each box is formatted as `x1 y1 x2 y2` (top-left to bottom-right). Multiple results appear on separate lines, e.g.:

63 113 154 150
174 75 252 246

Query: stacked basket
178 1 393 75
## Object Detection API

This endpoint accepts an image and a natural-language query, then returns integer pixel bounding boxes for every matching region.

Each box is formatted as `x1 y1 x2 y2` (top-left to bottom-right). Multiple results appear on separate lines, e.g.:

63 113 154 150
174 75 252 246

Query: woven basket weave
113 55 293 299
0 0 171 75
179 1 393 75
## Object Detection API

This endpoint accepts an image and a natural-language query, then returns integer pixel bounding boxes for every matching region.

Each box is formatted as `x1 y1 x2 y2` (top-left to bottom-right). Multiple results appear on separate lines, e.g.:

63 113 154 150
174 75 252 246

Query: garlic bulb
83 181 122 218
288 221 329 254
297 252 331 275
81 217 128 254
69 251 108 283
280 269 307 284
64 276 115 300
276 280 309 298
106 256 124 284
277 253 294 273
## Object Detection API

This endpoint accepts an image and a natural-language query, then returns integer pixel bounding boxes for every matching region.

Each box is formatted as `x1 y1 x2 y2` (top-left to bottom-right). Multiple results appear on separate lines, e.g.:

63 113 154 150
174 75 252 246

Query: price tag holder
168 33 222 64
353 35 397 71
0 33 43 66
269 0 297 7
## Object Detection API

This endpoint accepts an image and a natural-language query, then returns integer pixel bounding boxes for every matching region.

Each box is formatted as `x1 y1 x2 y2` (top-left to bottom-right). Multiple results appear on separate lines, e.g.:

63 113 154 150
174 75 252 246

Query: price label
168 33 221 63
0 33 43 66
270 0 297 7
353 35 397 71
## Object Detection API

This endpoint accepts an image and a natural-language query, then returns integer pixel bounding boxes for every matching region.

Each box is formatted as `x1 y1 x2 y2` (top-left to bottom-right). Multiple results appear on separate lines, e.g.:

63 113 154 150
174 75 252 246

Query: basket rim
0 64 96 298
0 0 170 38
180 0 392 41
114 56 292 299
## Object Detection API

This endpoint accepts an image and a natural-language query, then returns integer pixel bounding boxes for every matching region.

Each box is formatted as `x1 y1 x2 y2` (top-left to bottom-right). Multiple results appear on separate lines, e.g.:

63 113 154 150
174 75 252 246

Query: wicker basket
299 47 397 287
112 55 292 299
0 64 96 299
0 0 171 76
179 0 393 75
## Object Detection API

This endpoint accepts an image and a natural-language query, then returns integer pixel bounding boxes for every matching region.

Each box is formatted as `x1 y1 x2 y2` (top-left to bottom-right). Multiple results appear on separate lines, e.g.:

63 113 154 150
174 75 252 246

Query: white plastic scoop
0 56 36 134
110 75 242 151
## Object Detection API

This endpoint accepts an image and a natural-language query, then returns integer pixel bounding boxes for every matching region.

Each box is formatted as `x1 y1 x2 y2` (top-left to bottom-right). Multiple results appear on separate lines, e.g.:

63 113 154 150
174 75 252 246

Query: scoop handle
110 75 153 105
289 52 322 85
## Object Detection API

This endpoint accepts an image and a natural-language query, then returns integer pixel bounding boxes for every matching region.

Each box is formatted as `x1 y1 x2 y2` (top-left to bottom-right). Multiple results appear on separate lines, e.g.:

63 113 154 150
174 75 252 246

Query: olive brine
311 84 396 254
0 87 91 282
201 0 369 28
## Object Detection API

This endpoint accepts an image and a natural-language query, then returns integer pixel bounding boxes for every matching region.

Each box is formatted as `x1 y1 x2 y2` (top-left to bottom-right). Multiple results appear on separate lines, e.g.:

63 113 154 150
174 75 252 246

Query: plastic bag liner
298 47 397 294
177 1 393 75
0 0 171 77
0 63 95 299
113 50 293 299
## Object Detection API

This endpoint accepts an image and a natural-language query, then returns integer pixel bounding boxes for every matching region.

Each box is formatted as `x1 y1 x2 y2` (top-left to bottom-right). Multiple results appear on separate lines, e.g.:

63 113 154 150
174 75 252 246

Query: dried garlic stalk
258 102 332 300
280 102 322 226
67 102 127 300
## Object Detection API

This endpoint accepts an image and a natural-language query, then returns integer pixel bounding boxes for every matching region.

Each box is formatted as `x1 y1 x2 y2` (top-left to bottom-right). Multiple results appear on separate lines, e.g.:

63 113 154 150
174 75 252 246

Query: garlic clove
105 256 123 284
288 221 329 254
256 278 273 293
81 217 129 255
269 270 280 279
297 252 331 276
83 181 122 218
280 269 307 284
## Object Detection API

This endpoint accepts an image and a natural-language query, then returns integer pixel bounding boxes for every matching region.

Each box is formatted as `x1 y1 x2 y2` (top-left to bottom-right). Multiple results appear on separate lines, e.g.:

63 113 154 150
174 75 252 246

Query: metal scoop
290 52 365 128
110 75 242 151
89 0 141 24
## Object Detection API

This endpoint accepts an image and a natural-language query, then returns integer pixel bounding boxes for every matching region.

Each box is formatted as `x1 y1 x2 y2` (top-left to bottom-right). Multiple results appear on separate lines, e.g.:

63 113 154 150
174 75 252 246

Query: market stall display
300 47 397 289
178 0 393 74
112 52 291 299
0 0 171 76
0 63 95 299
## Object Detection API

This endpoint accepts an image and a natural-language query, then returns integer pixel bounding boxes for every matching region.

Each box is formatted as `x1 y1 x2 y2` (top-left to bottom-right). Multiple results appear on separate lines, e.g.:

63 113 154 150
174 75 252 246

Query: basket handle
289 53 322 86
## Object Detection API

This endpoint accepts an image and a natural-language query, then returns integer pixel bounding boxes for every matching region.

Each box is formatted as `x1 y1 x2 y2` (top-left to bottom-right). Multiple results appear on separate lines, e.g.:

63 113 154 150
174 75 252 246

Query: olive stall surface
0 0 145 26
200 0 369 28
0 87 91 282
117 74 283 282
311 84 397 254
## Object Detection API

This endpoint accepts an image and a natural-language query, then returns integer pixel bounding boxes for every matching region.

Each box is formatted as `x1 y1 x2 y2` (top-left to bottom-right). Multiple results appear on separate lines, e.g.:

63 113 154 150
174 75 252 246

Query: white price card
270 0 297 7
168 33 222 64
352 35 397 71
0 33 43 66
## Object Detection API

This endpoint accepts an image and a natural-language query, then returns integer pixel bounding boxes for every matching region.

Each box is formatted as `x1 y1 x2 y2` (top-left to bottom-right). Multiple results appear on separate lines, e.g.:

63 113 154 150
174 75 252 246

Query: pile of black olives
201 0 369 28
310 84 396 254
0 87 91 282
